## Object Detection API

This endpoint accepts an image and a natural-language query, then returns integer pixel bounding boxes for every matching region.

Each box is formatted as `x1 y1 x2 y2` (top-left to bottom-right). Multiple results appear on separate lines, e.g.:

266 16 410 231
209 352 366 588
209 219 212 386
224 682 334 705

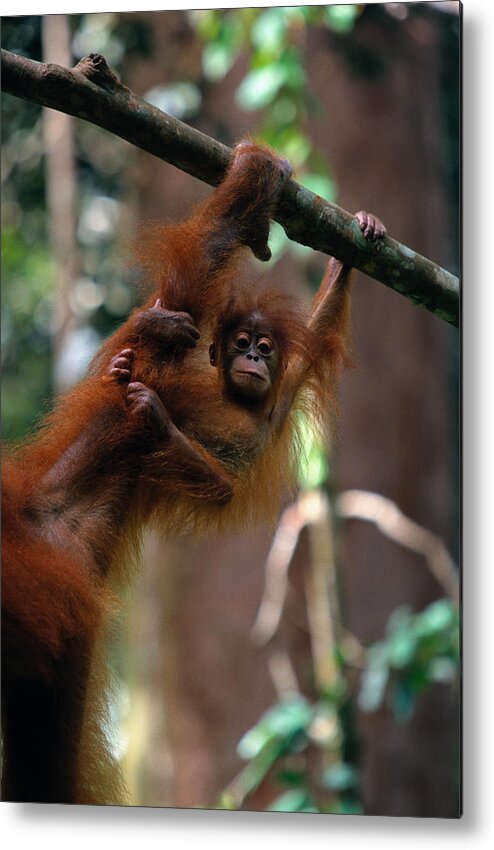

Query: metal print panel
1 1 461 818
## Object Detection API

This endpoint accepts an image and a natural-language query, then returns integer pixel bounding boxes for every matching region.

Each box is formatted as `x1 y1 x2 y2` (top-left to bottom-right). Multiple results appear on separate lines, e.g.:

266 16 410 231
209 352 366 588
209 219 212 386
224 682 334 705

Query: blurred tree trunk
122 5 459 816
307 6 459 817
42 15 79 392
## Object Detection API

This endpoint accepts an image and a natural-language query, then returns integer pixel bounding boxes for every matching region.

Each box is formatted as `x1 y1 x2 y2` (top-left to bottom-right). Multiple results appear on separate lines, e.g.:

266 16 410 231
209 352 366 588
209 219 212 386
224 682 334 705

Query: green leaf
193 9 221 41
264 220 290 264
359 645 389 712
271 96 298 126
321 762 359 792
265 698 314 737
281 131 312 168
231 736 288 799
414 599 457 637
301 173 336 202
359 599 459 722
202 41 237 81
359 664 389 712
427 656 458 683
260 125 311 169
296 413 328 489
236 46 306 112
237 724 273 760
237 697 313 759
276 768 305 787
236 65 287 110
269 788 313 812
324 5 359 34
251 8 287 53
218 790 238 810
387 631 418 669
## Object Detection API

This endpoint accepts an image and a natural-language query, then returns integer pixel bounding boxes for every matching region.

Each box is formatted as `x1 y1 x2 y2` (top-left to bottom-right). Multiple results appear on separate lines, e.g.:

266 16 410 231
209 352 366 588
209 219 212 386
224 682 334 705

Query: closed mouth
235 369 266 382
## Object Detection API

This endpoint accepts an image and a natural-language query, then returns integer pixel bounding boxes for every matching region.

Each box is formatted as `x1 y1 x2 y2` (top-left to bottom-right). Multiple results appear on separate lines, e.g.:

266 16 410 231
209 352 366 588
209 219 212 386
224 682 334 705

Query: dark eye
257 338 273 357
235 333 251 350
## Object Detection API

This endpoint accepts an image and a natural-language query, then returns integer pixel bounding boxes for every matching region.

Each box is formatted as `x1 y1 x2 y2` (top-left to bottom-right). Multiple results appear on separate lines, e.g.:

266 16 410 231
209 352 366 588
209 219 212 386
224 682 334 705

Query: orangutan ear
209 343 218 367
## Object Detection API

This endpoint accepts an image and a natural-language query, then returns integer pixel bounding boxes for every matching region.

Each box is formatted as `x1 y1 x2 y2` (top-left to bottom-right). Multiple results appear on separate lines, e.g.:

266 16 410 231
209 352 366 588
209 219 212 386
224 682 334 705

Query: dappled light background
1 3 460 816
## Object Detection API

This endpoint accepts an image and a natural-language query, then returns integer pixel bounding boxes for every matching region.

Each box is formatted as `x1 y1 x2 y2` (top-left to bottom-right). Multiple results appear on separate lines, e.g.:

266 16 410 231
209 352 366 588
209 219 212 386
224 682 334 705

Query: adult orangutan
1 141 385 804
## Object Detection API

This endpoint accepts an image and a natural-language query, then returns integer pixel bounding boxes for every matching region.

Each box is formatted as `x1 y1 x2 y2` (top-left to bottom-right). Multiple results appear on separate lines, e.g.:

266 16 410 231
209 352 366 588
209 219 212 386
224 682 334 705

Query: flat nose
246 352 259 361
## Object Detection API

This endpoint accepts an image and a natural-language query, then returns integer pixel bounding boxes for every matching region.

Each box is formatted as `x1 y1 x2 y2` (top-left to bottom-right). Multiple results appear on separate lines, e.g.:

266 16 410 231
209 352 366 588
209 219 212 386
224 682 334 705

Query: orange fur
1 142 354 804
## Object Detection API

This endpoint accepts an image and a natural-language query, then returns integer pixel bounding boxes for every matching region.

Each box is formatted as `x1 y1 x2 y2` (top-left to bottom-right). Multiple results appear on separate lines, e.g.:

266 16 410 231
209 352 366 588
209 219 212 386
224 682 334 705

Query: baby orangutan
1 140 385 805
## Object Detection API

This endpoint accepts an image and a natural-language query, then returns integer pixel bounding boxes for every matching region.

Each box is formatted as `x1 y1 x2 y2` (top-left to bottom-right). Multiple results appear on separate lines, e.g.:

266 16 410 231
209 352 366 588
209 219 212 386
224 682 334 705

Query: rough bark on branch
1 49 459 327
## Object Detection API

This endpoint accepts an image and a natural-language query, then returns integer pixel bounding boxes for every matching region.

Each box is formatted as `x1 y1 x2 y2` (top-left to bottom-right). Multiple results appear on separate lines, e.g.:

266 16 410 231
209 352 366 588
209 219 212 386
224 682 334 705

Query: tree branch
1 49 459 327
